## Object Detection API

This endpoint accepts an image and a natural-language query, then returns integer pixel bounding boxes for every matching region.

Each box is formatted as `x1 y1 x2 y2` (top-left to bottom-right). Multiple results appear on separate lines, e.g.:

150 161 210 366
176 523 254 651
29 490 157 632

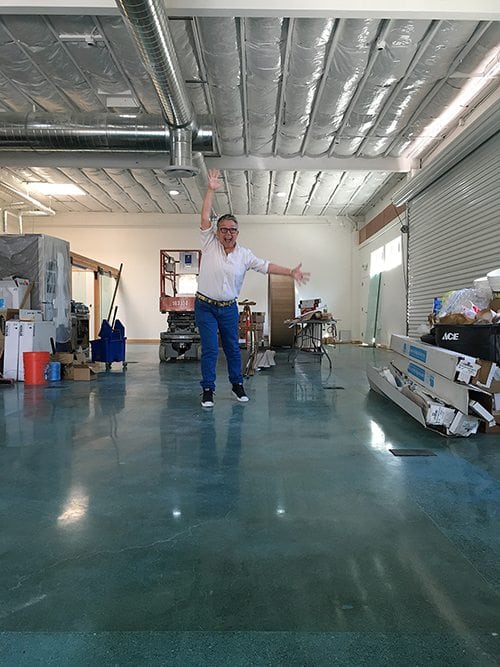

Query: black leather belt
196 292 236 307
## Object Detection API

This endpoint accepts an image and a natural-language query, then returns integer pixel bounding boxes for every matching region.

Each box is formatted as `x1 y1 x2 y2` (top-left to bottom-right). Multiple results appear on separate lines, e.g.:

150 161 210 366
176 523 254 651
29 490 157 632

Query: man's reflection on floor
196 404 244 518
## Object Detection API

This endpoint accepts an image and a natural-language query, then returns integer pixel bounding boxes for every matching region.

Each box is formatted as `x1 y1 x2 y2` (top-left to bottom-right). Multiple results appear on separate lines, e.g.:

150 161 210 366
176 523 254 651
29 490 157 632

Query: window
369 237 402 276
384 237 401 272
370 246 385 277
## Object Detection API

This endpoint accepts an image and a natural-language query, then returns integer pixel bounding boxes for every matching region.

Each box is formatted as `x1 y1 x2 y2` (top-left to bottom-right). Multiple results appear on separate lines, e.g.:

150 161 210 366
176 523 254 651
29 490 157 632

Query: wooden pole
107 263 123 322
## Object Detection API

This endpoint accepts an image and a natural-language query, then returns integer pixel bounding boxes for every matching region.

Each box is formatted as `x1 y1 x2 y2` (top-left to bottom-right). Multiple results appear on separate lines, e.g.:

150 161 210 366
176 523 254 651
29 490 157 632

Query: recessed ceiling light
276 191 287 198
169 190 180 196
26 183 86 196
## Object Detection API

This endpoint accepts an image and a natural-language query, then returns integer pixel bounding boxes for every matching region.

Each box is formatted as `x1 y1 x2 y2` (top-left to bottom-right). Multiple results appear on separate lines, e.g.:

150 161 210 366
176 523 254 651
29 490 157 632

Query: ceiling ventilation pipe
0 113 213 153
116 0 200 176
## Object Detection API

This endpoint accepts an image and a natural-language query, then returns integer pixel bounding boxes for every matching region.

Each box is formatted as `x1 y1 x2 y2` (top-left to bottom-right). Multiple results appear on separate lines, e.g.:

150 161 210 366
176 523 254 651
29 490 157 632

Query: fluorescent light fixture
276 191 287 198
97 88 140 109
23 210 52 217
26 182 86 196
105 96 139 109
406 46 500 159
169 189 180 196
59 32 103 46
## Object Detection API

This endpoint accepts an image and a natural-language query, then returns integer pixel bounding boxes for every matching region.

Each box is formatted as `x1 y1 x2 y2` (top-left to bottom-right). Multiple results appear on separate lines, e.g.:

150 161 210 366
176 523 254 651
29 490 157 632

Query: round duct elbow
164 164 198 178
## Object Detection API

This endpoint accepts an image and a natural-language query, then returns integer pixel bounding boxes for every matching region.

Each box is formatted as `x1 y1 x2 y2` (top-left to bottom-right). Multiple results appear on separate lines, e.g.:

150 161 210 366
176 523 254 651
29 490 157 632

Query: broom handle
107 263 123 322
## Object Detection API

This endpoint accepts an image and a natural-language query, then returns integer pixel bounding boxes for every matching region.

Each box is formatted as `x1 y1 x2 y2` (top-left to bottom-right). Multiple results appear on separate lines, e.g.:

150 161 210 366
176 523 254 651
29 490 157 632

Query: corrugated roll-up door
407 132 500 337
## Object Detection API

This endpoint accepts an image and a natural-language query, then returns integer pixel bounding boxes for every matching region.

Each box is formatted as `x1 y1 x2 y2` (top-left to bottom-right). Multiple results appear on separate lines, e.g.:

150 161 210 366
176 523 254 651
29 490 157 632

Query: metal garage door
407 132 500 337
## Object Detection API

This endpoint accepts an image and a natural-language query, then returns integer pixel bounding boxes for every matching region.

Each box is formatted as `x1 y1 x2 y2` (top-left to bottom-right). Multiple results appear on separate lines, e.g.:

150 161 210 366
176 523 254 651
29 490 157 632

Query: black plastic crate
435 324 500 363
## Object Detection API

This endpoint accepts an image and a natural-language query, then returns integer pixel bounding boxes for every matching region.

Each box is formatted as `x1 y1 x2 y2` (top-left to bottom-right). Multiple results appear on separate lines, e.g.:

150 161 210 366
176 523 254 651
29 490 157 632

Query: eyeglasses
218 227 239 235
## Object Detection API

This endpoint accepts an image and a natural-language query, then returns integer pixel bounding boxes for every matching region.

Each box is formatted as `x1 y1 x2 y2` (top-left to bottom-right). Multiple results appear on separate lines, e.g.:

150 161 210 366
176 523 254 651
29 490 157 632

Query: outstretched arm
201 168 222 230
268 262 310 285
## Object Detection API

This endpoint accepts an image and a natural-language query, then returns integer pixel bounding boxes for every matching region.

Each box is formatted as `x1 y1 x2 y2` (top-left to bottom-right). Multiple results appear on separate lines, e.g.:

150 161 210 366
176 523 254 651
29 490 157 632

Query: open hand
207 168 222 191
291 263 310 285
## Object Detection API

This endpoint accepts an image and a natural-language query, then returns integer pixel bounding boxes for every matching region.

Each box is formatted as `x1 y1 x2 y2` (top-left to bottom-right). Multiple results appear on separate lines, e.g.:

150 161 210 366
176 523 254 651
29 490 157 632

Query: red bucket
23 351 50 385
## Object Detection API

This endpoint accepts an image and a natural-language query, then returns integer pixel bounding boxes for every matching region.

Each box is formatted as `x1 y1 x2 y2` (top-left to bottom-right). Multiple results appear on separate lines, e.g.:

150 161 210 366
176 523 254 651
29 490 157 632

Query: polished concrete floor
1 343 499 666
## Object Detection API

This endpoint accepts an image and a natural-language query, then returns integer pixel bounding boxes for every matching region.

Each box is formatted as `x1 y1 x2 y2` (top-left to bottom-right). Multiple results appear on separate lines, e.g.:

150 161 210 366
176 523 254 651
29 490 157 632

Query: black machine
70 300 90 351
159 311 200 362
159 249 201 362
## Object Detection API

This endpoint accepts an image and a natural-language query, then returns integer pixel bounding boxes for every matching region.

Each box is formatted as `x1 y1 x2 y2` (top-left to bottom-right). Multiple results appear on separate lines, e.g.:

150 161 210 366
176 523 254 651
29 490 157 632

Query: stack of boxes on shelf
367 334 500 437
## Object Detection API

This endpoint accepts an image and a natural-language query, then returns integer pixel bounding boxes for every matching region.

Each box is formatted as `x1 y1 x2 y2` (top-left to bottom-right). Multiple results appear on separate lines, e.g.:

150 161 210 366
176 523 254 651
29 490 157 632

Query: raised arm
268 262 310 285
201 168 222 230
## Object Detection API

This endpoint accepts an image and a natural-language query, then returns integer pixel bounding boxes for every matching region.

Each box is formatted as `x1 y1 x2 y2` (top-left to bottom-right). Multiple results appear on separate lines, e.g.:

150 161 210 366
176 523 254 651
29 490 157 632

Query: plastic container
435 324 500 362
23 351 50 385
47 361 61 381
486 269 500 294
90 319 126 365
473 276 490 290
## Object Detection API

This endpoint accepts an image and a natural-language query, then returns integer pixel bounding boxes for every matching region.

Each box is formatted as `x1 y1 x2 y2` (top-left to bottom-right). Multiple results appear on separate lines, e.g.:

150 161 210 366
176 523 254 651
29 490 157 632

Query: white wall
357 218 407 346
28 213 354 341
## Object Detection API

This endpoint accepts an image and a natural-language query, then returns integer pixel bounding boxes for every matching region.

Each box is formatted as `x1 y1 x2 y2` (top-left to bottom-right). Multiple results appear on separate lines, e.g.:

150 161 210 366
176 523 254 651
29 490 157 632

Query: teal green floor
1 344 499 666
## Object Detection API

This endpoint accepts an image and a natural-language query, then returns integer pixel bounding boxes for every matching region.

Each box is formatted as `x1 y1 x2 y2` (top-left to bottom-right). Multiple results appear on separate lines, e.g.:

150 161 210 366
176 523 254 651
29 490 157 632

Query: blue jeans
195 298 242 390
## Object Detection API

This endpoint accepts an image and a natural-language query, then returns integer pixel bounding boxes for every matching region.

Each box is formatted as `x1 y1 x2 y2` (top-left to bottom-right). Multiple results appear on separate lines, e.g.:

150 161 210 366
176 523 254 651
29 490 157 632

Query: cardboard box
480 421 500 434
425 403 457 428
469 400 496 427
472 364 500 394
72 364 97 381
0 308 19 322
368 364 482 437
448 412 479 436
390 352 488 415
75 350 87 364
367 364 444 434
62 364 74 380
402 384 457 428
19 309 43 321
478 406 500 433
0 277 30 309
52 352 75 379
390 334 493 385
52 352 74 365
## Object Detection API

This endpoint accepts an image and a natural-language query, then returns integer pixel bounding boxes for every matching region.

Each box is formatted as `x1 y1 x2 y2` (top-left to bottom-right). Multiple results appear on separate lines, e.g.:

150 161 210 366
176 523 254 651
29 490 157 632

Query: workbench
287 318 337 369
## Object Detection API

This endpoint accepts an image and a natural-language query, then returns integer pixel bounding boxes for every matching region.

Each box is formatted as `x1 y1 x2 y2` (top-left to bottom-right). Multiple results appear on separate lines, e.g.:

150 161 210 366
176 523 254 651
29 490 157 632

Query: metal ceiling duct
116 0 199 176
0 113 213 153
0 1 215 179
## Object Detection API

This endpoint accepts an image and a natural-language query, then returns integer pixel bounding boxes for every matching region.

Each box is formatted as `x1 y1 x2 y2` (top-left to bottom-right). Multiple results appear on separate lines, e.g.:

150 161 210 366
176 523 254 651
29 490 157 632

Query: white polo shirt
197 227 269 301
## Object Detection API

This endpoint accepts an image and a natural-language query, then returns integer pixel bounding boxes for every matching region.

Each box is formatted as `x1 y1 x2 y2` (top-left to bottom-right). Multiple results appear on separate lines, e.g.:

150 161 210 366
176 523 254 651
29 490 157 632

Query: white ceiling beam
0 152 412 172
208 156 412 172
3 0 500 20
